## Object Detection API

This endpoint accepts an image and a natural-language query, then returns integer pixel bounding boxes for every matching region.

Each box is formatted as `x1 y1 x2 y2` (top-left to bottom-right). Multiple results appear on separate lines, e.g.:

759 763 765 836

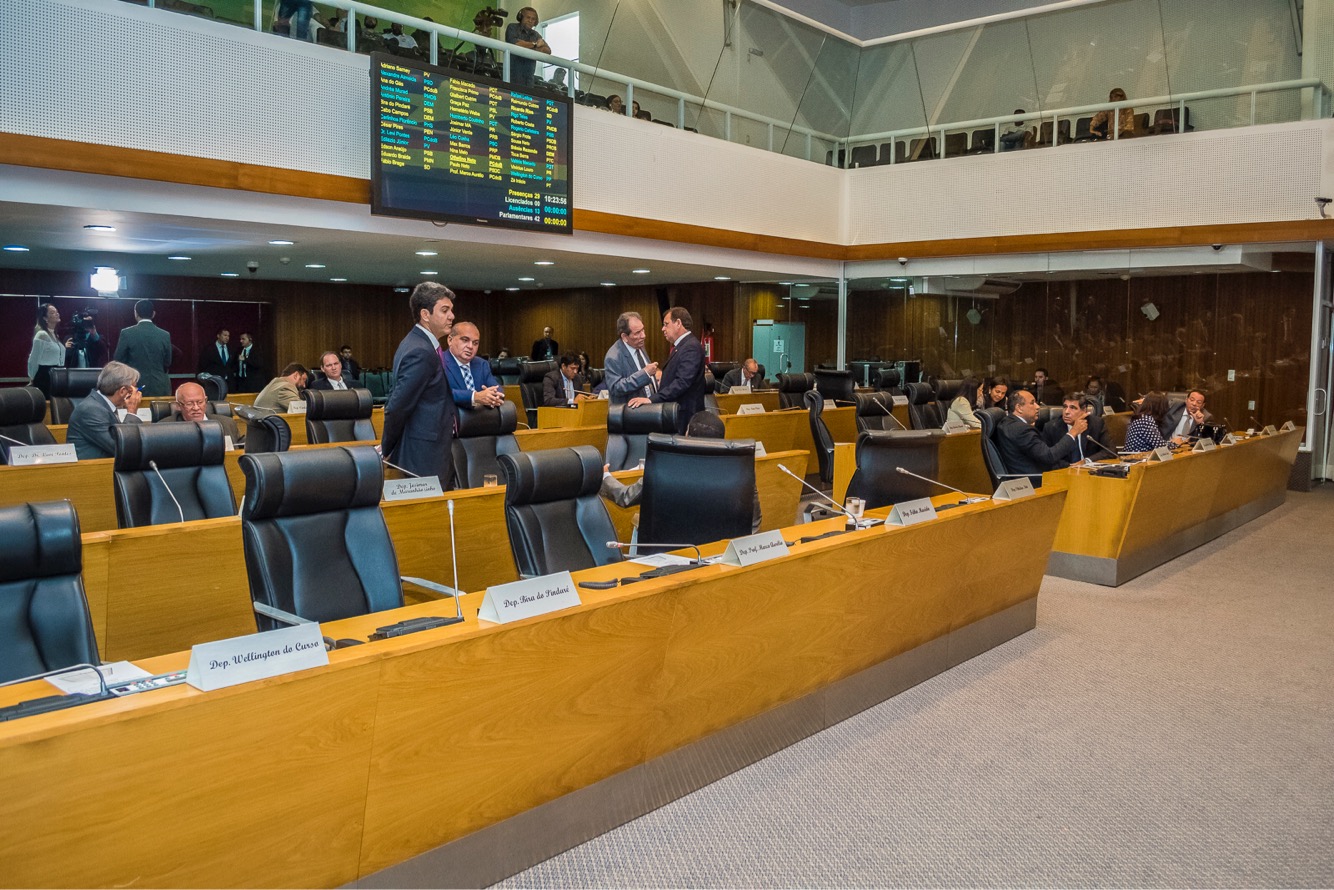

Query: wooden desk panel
0 457 118 531
832 432 991 506
515 424 607 453
714 390 781 414
537 398 607 429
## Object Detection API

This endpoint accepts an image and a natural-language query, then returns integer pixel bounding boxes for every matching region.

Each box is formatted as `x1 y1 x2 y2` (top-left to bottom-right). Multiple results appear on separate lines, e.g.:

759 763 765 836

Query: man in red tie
628 306 708 434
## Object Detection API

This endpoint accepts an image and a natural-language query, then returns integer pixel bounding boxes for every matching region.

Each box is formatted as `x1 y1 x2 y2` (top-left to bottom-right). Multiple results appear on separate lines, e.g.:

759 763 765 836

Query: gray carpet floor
501 487 1334 888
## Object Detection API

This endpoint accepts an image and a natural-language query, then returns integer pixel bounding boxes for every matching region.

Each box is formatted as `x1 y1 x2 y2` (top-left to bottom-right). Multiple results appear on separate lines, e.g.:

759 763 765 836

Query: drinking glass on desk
483 474 498 488
844 496 865 522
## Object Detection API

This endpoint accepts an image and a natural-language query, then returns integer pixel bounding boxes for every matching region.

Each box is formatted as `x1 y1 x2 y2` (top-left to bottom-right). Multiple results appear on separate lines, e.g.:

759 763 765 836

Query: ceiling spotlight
267 239 295 246
331 277 348 282
84 224 116 232
518 276 535 282
3 244 30 252
713 276 731 281
631 269 651 274
506 287 521 291
600 282 617 287
220 272 240 277
420 270 438 276
167 255 191 261
534 260 555 266
415 250 438 256
305 263 326 269
394 287 410 293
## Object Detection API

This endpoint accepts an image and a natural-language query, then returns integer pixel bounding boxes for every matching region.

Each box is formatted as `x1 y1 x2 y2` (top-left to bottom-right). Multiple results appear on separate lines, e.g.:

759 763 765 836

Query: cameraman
505 7 550 87
66 307 108 370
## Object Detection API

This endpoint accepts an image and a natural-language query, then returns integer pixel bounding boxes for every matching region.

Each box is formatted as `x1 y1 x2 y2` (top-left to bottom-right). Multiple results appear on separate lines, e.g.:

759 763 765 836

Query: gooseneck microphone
606 540 704 564
775 463 862 526
1249 415 1263 432
381 456 421 478
0 662 113 722
894 467 988 503
868 396 909 431
0 432 31 447
148 460 185 524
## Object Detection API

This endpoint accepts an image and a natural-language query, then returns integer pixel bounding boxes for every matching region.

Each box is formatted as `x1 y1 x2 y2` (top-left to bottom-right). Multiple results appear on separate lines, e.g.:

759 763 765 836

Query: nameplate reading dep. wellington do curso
717 530 789 567
885 497 938 526
286 401 307 414
992 477 1035 500
186 623 328 692
383 476 445 501
479 571 580 624
7 444 77 466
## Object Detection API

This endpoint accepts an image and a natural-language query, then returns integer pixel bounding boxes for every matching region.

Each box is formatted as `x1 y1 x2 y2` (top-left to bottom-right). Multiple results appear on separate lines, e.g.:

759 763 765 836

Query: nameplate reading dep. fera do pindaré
718 530 789 567
479 571 580 624
186 624 328 692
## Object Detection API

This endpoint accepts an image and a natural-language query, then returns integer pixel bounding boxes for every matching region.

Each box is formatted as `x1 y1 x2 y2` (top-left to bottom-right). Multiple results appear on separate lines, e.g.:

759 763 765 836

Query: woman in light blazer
944 376 984 430
27 303 69 396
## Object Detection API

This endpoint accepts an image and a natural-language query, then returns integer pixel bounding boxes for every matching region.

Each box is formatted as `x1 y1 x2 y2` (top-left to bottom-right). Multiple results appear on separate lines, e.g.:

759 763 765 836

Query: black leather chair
852 392 901 433
497 445 621 577
639 433 756 547
150 400 235 422
197 373 227 401
235 406 292 454
804 389 836 485
493 357 524 385
518 359 558 428
112 421 237 528
845 430 945 509
304 388 376 444
875 368 903 395
708 362 739 392
47 368 102 424
813 368 856 405
906 382 943 430
606 402 679 471
977 408 1007 490
934 378 964 418
239 446 403 631
776 372 814 409
0 500 100 683
452 401 520 489
0 386 56 463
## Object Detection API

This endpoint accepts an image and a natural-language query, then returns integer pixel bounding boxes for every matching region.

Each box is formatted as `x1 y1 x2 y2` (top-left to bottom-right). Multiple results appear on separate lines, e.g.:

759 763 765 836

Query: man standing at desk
444 321 505 409
603 311 658 403
1161 389 1211 441
628 306 707 434
381 282 457 485
997 389 1087 479
113 300 172 396
530 325 559 361
1042 395 1110 464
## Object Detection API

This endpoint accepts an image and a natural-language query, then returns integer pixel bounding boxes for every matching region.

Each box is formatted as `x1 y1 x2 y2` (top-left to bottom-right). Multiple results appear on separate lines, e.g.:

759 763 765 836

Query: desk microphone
775 463 862 527
398 498 466 625
0 662 113 722
148 460 185 524
0 432 31 447
1249 415 1263 432
605 540 703 564
867 396 909 431
893 467 988 503
1080 433 1120 461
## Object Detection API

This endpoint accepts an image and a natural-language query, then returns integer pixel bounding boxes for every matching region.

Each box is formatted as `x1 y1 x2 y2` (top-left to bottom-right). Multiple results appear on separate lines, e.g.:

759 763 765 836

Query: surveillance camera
279 256 291 265
246 260 259 273
1211 244 1223 251
897 257 908 267
1318 197 1332 219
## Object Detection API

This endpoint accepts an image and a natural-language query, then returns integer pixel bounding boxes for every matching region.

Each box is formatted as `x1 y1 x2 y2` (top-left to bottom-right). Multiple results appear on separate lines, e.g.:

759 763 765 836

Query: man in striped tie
602 311 659 404
443 321 505 408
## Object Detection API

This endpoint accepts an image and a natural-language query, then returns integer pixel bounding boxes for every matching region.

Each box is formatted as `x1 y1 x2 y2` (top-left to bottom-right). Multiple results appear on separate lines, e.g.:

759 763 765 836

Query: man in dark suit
1160 389 1212 441
629 306 708 434
1042 394 1112 464
158 380 242 445
996 389 1086 480
542 353 588 407
381 282 458 486
721 358 767 392
67 361 143 460
338 345 361 382
307 351 352 391
230 332 262 393
602 311 658 404
442 322 505 409
1027 367 1064 406
530 326 559 361
199 328 231 378
113 299 173 396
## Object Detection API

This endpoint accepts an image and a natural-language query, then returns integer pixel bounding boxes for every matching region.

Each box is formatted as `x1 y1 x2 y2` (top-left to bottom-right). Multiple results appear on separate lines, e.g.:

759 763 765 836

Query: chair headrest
777 373 814 393
234 405 277 423
304 388 373 420
0 500 80 582
495 358 523 376
853 392 896 417
150 401 177 423
498 445 602 505
0 386 48 425
707 361 739 378
645 432 755 459
240 446 383 520
978 407 1005 436
876 368 902 390
906 382 936 405
608 402 680 435
519 359 559 383
456 400 519 438
802 389 824 413
857 429 943 451
48 368 101 399
113 421 227 471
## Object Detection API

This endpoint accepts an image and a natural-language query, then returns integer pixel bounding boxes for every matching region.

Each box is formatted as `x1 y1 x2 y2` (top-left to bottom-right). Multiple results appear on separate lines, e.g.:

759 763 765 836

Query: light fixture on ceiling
90 266 121 296
220 272 240 277
3 244 30 252
415 250 438 256
167 255 191 261
268 239 295 246
420 270 439 276
305 263 325 269
331 277 348 282
713 276 731 281
534 260 555 266
518 276 535 282
600 282 617 287
631 268 650 274
83 224 116 232
506 287 521 291
393 287 410 293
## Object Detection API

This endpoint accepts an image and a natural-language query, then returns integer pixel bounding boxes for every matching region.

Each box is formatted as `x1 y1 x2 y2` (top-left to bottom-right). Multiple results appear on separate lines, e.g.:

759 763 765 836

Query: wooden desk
0 487 1066 888
515 424 607 453
714 390 781 414
1042 429 1301 586
536 398 607 429
833 430 993 504
723 407 846 471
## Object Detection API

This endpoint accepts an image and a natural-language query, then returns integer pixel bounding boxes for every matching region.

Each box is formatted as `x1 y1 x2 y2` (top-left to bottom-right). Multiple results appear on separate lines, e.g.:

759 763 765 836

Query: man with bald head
443 321 505 409
159 380 242 446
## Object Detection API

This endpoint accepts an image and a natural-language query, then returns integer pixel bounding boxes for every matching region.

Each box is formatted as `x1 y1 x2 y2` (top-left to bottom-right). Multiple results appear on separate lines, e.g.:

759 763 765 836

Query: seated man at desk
443 321 505 409
996 389 1087 479
158 381 242 445
601 411 762 532
1042 395 1110 463
307 351 351 391
67 361 143 460
543 353 588 407
1160 389 1212 442
253 363 309 411
720 358 766 392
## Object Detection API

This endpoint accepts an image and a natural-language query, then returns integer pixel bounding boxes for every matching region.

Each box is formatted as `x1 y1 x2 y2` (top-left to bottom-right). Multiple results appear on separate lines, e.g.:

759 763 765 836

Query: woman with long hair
27 303 69 396
1124 391 1170 452
945 376 984 429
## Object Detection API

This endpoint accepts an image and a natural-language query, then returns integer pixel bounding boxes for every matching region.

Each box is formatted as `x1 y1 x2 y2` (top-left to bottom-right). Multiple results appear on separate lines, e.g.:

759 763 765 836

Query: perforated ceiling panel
0 0 369 179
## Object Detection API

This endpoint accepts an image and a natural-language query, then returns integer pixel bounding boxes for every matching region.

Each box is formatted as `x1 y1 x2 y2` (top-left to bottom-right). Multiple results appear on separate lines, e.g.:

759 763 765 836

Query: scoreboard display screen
371 53 573 234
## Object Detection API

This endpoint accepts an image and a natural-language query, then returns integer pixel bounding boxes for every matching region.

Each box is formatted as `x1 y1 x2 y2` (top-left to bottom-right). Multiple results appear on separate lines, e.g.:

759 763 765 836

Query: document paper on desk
46 661 151 695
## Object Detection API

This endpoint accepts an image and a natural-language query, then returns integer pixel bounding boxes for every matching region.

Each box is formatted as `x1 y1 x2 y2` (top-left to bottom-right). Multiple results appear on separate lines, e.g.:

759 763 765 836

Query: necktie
636 348 656 396
565 377 574 404
461 362 475 390
220 344 228 364
238 349 247 378
438 346 447 367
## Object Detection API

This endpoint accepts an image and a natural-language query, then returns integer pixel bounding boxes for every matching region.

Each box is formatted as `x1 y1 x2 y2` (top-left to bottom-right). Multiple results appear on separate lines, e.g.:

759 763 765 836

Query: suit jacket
253 377 302 411
1041 414 1112 463
67 392 142 460
530 337 559 360
1029 382 1065 406
229 347 263 393
307 376 353 392
652 333 708 434
1159 401 1213 438
542 369 586 407
381 326 456 485
996 413 1076 478
603 339 655 403
199 341 231 378
340 356 361 381
721 366 767 392
444 354 500 408
160 413 242 446
114 320 173 396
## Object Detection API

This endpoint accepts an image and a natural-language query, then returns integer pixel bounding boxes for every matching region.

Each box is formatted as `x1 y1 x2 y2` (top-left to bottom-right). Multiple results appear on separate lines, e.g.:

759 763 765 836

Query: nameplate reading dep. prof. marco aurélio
718 530 789 567
186 623 328 692
479 571 581 624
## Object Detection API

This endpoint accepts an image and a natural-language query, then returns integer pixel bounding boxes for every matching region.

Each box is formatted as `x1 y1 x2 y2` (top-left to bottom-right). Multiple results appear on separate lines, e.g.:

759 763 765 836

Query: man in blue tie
199 328 230 378
442 321 505 409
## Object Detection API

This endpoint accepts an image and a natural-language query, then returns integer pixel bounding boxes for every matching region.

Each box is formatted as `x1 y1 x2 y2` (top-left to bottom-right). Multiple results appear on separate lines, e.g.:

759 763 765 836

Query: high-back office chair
942 132 967 157
239 446 403 631
47 368 102 425
852 392 901 433
906 382 943 430
0 386 56 464
849 144 878 168
707 362 739 391
813 368 855 404
776 373 814 409
934 379 964 418
804 389 837 485
0 500 100 684
845 430 944 510
875 368 904 397
235 406 291 454
968 128 995 154
197 373 228 401
977 408 1008 490
606 402 679 472
517 359 558 428
492 357 524 386
112 421 237 528
497 445 621 577
303 388 376 444
452 401 520 489
639 433 756 547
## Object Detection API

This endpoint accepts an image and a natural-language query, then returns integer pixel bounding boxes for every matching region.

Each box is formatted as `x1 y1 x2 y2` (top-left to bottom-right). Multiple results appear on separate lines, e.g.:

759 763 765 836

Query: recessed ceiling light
268 239 295 246
601 281 617 287
331 277 348 282
506 287 521 291
534 260 555 266
305 263 326 269
420 270 438 276
394 287 410 293
518 276 535 282
631 269 651 274
220 272 239 277
167 255 191 261
3 244 30 252
713 276 731 281
415 250 438 256
84 224 115 232
778 281 794 286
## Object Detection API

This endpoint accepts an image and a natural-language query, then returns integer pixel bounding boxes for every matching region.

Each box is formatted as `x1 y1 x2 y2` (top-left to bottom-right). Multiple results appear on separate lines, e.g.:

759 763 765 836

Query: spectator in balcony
607 94 625 115
505 7 551 88
385 22 419 53
1090 87 1136 140
272 0 313 40
1000 110 1030 151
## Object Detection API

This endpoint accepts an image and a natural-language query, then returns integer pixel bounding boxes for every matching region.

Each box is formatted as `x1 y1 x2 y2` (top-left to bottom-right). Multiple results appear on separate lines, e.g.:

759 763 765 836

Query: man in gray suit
381 281 458 486
113 299 173 396
602 311 659 403
67 361 143 460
